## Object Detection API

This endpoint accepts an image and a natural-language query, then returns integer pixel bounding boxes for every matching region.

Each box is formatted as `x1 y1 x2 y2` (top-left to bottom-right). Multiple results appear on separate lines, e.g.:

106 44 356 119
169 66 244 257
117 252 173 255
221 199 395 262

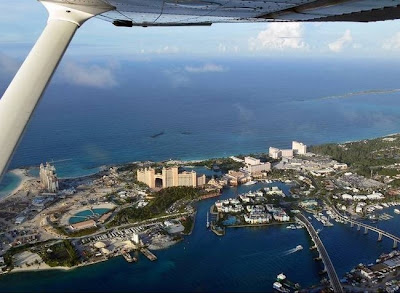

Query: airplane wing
1 0 400 179
98 0 400 26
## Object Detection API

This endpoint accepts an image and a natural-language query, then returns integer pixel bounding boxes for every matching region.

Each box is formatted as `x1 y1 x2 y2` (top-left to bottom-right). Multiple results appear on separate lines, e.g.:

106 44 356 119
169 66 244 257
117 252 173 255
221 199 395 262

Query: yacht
295 245 303 251
244 180 257 186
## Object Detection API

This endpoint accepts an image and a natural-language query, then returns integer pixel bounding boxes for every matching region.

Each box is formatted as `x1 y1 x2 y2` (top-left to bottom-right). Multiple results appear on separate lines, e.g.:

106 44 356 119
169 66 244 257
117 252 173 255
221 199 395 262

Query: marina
140 248 157 261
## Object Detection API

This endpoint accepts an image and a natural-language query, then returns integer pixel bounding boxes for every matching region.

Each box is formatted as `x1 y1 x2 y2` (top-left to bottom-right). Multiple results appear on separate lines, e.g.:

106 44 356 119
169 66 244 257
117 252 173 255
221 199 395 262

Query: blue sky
2 1 400 90
2 0 400 60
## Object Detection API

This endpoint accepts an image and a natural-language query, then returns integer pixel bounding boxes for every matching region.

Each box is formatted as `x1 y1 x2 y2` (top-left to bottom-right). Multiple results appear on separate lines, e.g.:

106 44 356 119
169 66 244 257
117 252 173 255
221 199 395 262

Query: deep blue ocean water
1 58 400 291
2 58 400 177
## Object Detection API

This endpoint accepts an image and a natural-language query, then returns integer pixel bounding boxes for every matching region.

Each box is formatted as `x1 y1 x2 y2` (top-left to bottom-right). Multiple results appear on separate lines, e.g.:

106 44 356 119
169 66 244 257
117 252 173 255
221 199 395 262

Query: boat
277 273 286 281
295 245 303 251
206 212 210 228
122 251 136 263
243 180 257 186
395 209 400 214
273 282 290 293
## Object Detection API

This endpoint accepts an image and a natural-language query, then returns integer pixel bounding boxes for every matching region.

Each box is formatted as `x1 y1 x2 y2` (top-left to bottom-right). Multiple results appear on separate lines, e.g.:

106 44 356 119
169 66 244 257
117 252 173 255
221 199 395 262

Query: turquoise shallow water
0 183 399 292
1 59 400 291
0 172 21 199
4 58 400 178
69 208 111 224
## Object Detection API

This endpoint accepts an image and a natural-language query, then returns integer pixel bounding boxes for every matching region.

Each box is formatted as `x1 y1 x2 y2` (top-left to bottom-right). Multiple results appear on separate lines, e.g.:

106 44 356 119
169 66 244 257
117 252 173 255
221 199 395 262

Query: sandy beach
0 168 36 203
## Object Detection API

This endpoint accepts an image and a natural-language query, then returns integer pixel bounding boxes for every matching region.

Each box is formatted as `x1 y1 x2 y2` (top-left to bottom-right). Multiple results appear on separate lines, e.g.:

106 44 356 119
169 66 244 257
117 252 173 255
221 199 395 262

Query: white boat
277 273 286 281
295 245 303 251
244 180 257 186
273 282 289 293
394 209 400 214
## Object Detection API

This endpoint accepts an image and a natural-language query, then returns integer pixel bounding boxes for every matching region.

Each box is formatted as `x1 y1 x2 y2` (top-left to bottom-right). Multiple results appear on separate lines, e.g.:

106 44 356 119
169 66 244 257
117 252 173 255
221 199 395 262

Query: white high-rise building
39 162 59 193
292 141 307 155
269 147 281 159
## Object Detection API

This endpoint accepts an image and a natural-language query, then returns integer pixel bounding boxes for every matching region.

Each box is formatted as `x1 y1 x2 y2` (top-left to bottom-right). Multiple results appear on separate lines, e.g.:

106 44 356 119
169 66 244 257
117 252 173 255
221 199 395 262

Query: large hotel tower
39 162 59 193
137 167 206 189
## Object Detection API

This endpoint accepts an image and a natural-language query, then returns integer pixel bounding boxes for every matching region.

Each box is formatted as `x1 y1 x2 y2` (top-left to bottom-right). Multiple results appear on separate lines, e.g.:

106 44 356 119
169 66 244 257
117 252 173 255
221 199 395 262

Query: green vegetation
109 186 200 226
192 157 245 172
54 225 99 237
2 241 51 270
310 135 400 175
38 240 79 267
375 167 400 177
390 179 400 188
182 216 194 234
117 163 139 172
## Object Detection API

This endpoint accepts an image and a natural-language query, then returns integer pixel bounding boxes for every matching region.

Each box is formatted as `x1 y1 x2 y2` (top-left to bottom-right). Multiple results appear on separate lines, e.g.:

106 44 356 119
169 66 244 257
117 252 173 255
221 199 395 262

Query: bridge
296 214 344 293
330 207 400 248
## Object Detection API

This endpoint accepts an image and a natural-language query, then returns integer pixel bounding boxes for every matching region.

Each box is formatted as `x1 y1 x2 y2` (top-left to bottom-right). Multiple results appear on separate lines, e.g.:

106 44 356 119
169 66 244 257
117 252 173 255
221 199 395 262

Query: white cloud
140 46 180 55
184 63 227 73
328 29 352 52
61 62 118 88
382 32 400 50
249 23 307 51
164 69 190 88
218 43 239 53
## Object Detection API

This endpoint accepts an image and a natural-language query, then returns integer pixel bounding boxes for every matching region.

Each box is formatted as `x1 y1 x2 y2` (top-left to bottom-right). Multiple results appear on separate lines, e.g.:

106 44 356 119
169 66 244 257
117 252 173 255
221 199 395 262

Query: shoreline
0 168 35 203
1 130 399 195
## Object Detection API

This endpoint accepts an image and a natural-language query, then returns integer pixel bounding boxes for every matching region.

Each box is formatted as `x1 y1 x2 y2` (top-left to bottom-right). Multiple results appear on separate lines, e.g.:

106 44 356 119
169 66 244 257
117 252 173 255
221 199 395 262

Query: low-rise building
248 162 271 174
273 211 290 222
70 219 97 231
244 156 260 166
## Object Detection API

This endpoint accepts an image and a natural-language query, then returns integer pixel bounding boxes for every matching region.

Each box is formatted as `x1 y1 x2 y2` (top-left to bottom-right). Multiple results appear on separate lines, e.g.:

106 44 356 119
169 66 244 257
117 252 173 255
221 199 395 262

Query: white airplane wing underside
95 0 400 25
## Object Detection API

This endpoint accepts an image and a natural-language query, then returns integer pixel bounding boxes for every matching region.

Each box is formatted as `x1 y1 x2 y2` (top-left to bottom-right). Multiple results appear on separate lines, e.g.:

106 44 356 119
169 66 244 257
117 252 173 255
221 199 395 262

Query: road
296 213 344 293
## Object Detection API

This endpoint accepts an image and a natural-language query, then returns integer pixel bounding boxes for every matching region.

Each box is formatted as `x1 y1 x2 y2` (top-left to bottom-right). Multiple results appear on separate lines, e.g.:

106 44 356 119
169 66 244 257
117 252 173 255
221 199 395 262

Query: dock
122 251 137 263
140 248 157 261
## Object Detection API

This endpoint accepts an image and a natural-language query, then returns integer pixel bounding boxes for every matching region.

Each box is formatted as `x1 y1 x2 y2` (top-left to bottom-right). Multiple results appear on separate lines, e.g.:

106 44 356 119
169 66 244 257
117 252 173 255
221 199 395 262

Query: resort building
248 163 271 174
243 156 271 175
244 156 260 166
269 141 307 159
230 156 244 163
281 149 294 158
292 141 307 155
269 147 281 159
225 170 251 186
70 219 97 231
39 162 59 193
136 167 206 189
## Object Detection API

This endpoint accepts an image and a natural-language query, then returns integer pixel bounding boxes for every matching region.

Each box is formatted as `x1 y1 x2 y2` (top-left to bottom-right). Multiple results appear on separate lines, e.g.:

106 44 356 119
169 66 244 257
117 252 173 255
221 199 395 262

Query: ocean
4 57 400 177
1 57 400 291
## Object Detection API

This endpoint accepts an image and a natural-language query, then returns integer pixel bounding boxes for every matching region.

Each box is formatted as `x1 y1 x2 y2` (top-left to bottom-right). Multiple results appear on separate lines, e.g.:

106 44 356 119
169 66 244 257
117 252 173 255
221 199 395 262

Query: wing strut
0 0 114 179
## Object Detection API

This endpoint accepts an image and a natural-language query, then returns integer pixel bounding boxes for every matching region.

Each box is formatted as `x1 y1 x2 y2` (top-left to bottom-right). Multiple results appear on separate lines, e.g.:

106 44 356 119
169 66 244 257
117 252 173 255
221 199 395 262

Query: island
2 135 400 292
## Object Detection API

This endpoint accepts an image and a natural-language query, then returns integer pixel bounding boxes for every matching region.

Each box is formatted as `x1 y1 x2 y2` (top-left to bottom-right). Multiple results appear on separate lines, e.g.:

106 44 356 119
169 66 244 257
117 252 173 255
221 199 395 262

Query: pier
140 248 157 261
296 214 344 293
331 207 400 248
